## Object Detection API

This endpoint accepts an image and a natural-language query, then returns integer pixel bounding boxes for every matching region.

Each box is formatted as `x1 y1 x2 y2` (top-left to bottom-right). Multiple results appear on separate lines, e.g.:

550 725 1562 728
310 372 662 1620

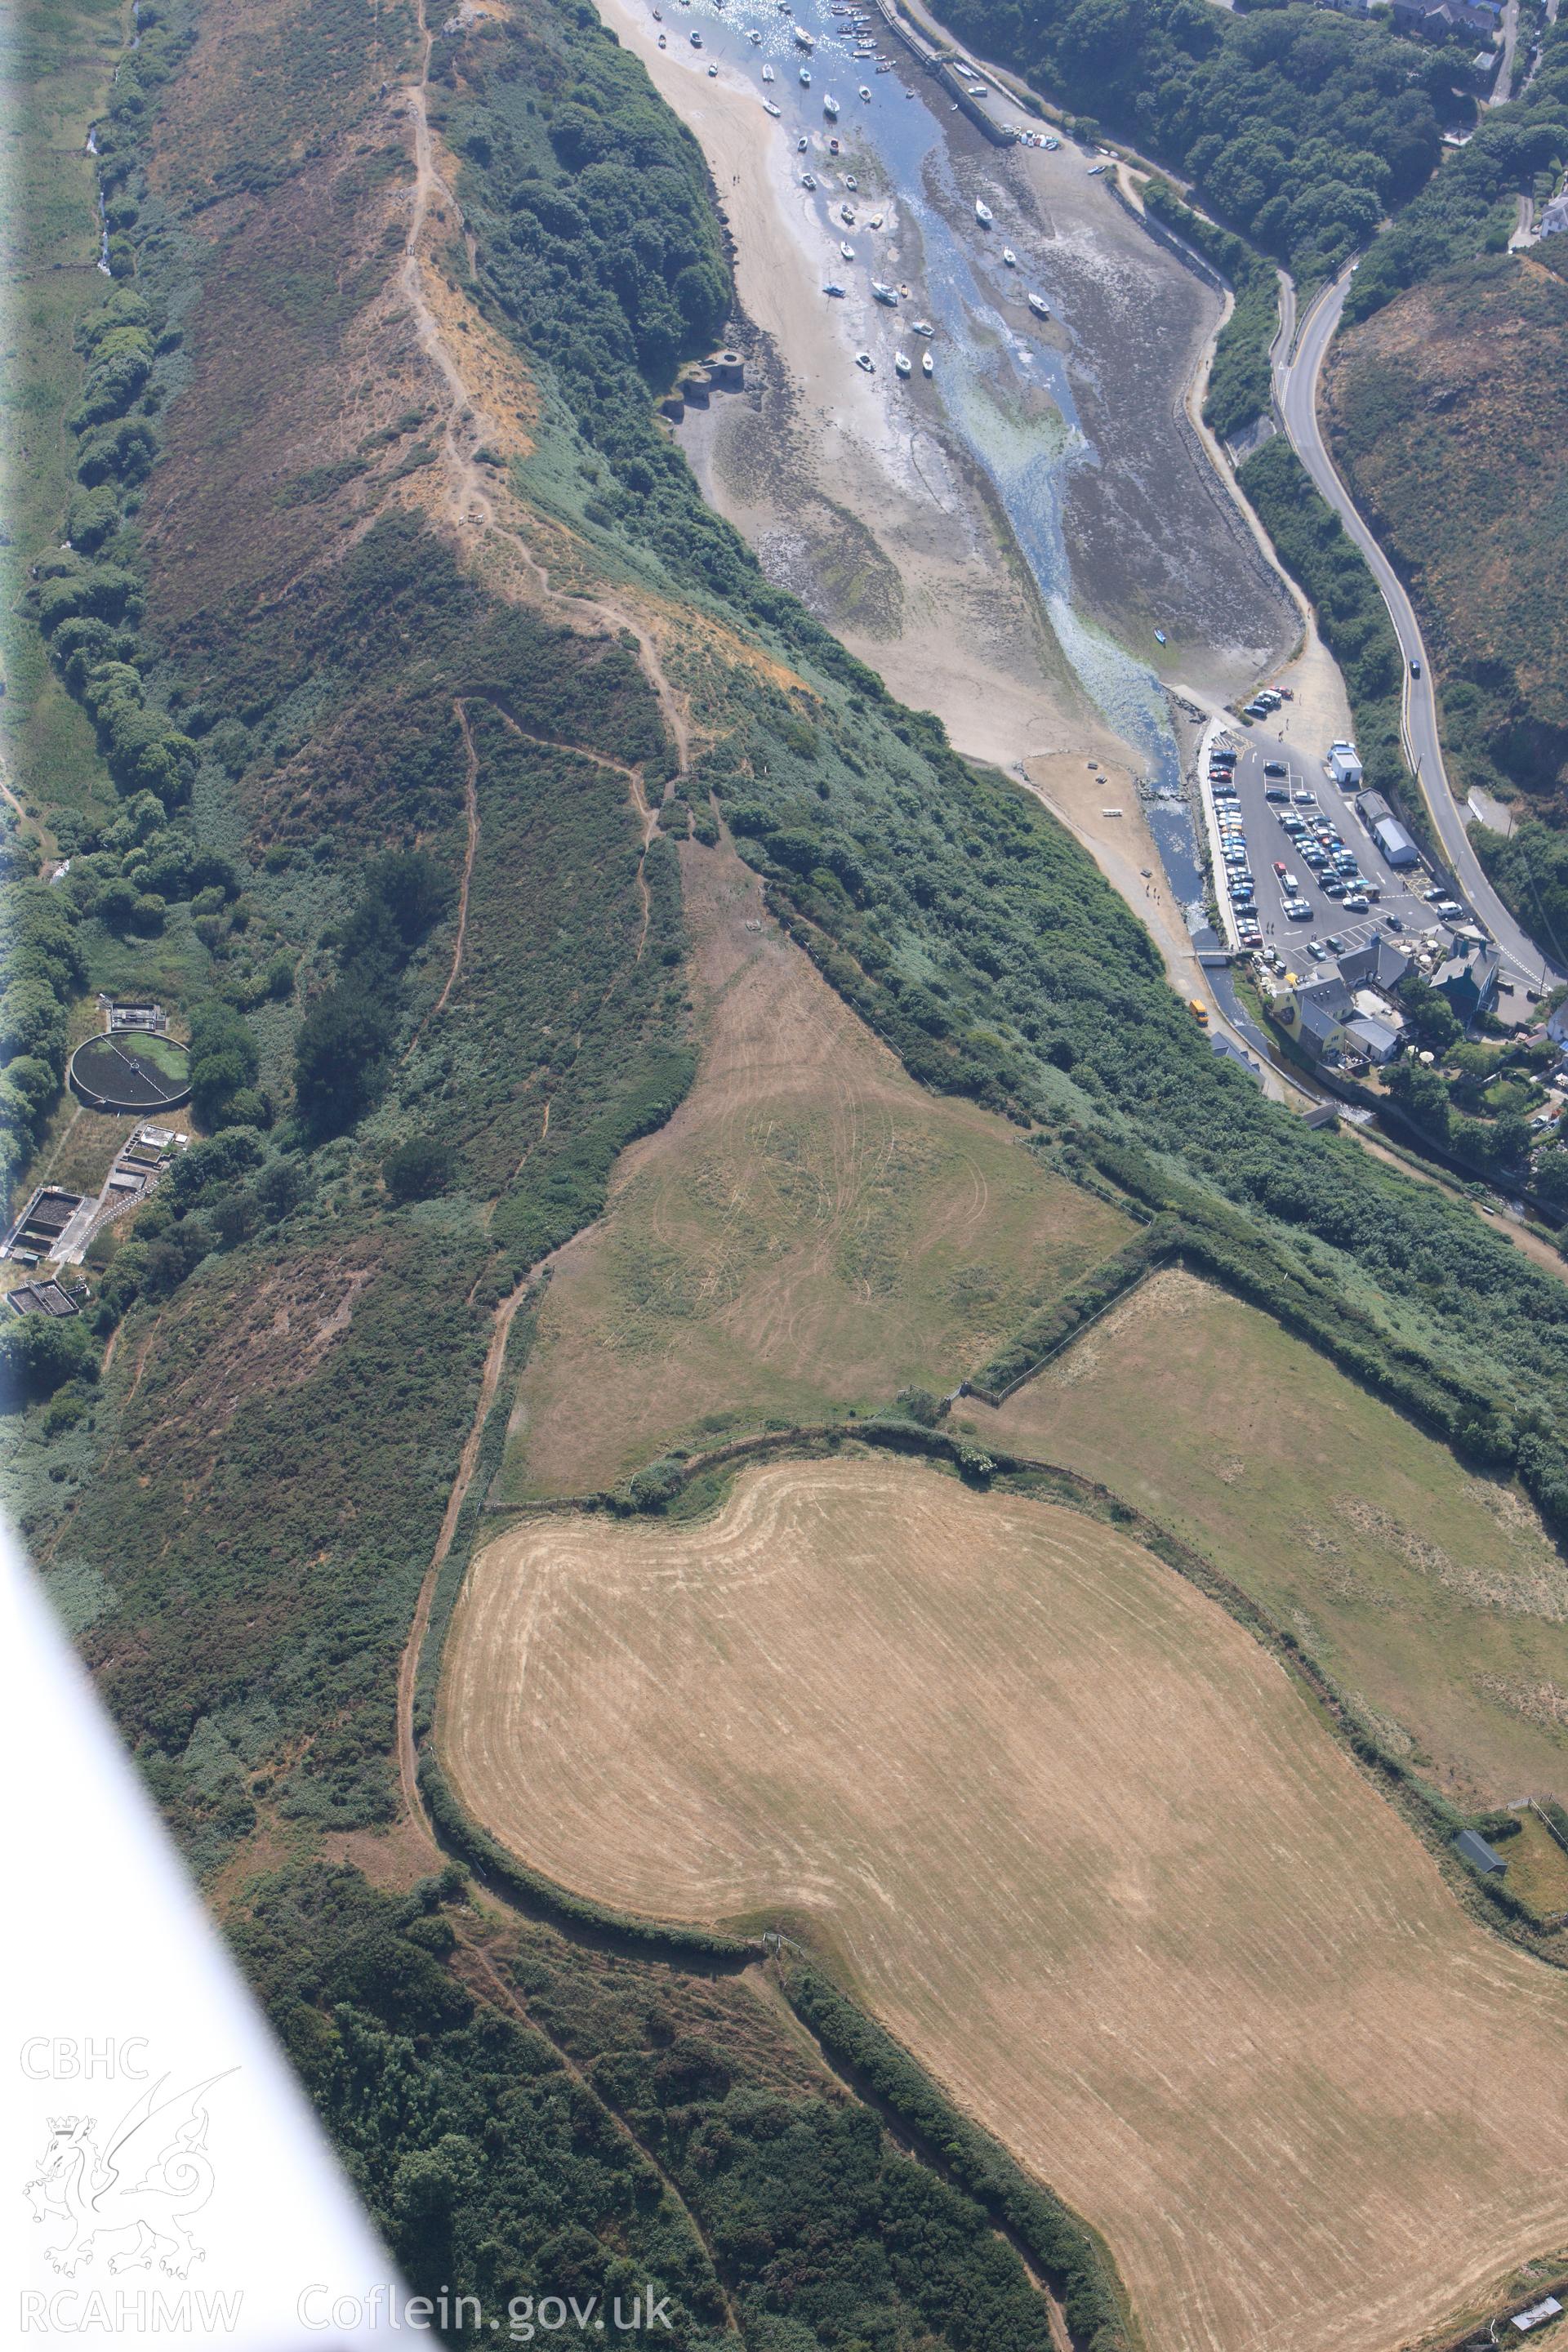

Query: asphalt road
1274 274 1564 991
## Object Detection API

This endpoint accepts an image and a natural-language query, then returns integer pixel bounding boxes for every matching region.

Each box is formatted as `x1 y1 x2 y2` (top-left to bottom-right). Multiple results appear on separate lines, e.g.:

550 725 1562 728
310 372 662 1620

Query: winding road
1274 271 1563 990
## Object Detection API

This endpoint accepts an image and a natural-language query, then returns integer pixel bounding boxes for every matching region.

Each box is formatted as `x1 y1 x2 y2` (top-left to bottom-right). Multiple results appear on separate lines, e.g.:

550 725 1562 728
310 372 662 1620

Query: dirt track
440 1453 1568 2352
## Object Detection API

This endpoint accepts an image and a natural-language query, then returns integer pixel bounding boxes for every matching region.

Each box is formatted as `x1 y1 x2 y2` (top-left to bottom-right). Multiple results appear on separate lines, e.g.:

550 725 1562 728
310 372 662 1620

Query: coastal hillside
7 0 1568 2339
1324 246 1568 951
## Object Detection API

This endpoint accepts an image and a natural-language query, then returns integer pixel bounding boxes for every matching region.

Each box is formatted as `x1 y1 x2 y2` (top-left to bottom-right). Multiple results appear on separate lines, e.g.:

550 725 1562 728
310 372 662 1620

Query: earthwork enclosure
441 1454 1568 2352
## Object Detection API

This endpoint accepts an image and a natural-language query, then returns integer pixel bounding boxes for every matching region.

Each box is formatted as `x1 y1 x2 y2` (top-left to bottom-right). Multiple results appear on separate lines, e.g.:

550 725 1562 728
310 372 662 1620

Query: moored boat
1027 292 1049 318
920 349 933 375
894 351 911 376
974 198 992 225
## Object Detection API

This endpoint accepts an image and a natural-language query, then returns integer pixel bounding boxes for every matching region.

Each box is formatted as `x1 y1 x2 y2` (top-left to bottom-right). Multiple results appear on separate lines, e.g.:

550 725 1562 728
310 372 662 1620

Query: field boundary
460 1415 1567 1967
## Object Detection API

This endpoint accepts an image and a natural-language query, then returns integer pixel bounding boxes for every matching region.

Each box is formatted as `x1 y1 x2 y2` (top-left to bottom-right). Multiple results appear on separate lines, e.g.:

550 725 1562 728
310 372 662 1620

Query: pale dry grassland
975 1269 1568 1805
440 1454 1568 2352
496 844 1127 1498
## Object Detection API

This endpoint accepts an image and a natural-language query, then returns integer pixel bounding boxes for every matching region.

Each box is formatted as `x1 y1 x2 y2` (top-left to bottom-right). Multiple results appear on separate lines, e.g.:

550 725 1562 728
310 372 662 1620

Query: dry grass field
971 1269 1568 1807
440 1454 1568 2352
494 844 1127 1499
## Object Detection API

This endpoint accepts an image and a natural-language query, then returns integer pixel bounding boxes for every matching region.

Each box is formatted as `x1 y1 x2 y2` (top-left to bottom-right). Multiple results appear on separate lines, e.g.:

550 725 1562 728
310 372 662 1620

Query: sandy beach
598 0 1306 1005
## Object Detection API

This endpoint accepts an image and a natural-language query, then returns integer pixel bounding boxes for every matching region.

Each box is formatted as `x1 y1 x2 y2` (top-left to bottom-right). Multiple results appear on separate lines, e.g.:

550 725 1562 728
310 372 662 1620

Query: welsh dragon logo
24 2073 234 2278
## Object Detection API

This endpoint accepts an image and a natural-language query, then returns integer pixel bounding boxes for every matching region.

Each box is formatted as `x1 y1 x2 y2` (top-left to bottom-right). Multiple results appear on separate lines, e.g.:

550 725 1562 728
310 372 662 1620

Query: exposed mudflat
601 0 1293 782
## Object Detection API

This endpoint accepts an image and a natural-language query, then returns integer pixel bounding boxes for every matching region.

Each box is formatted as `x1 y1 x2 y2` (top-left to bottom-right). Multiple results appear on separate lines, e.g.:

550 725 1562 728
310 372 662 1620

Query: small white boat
869 212 884 228
1086 161 1107 176
764 98 781 114
840 203 855 223
800 65 811 81
795 22 814 42
858 82 871 99
828 135 840 152
689 27 702 43
1154 628 1167 645
657 30 666 43
845 173 858 188
871 279 898 304
750 26 762 39
1002 246 1017 266
840 240 855 258
974 198 992 225
910 317 933 336
762 61 774 78
801 170 817 187
797 134 809 149
824 280 845 296
1027 292 1049 318
708 61 717 72
920 350 933 376
856 351 875 372
823 92 840 116
1045 135 1059 149
894 351 911 376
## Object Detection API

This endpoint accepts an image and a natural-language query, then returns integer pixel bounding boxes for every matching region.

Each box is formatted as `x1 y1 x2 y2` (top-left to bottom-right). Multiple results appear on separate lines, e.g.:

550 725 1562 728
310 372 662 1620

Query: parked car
1263 761 1287 778
1384 914 1405 931
1342 893 1370 911
1307 941 1326 961
1325 933 1346 954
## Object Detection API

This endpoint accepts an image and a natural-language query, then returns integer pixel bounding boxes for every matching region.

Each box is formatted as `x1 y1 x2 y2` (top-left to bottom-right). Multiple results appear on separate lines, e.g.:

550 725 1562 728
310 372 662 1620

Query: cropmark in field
440 1454 1568 2352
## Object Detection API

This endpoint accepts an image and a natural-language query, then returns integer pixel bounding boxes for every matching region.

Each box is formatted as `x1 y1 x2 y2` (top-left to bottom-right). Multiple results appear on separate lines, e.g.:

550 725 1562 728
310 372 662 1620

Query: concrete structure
1511 2296 1564 2336
1454 1828 1508 1875
704 349 746 391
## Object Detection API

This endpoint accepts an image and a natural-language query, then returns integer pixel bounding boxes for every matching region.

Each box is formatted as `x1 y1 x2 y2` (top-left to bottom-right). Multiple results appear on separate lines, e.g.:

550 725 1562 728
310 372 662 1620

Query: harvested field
494 842 1127 1499
440 1454 1568 2352
973 1269 1568 1806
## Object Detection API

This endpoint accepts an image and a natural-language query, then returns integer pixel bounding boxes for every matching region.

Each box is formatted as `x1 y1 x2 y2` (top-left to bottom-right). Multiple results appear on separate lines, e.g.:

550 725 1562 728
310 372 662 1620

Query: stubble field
440 1452 1568 2352
973 1267 1568 1806
494 842 1128 1499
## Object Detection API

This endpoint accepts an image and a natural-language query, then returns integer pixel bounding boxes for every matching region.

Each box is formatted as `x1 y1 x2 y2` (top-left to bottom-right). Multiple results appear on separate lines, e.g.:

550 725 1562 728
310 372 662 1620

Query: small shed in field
1454 1829 1508 1876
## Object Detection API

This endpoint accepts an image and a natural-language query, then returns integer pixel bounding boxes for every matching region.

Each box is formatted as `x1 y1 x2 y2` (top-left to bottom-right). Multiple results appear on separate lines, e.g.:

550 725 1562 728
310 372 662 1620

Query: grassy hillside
1325 247 1568 951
